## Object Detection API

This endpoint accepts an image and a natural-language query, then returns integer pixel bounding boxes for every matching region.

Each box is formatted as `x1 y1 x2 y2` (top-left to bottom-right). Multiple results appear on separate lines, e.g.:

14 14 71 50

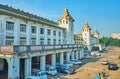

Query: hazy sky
0 0 120 37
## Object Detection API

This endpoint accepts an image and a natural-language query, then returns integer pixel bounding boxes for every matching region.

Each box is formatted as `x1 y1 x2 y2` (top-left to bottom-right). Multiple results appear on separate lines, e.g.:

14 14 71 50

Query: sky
0 0 120 37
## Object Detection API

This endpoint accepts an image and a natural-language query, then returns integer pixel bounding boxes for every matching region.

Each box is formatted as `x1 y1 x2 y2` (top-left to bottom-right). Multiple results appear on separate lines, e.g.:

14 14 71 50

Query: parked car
64 61 73 67
84 55 91 59
71 60 82 65
95 52 101 56
28 69 47 79
56 64 75 74
46 66 57 75
108 63 118 70
102 60 109 65
91 51 101 56
91 51 95 55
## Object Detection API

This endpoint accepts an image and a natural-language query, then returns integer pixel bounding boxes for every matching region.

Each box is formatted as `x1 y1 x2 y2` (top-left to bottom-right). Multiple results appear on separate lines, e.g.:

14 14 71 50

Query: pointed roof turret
58 6 74 21
82 21 91 30
93 29 99 35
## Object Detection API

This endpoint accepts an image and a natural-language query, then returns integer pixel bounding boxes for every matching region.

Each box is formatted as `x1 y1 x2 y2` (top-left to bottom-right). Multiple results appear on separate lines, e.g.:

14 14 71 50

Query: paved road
60 47 120 79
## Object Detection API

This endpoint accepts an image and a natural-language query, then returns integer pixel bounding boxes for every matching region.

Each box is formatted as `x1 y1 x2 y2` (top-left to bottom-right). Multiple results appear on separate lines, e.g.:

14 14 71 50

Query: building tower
58 6 75 44
82 22 91 50
93 29 99 44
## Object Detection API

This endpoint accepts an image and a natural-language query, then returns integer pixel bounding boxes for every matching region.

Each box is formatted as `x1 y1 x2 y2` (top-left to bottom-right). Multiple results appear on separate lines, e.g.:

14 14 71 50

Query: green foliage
100 37 120 47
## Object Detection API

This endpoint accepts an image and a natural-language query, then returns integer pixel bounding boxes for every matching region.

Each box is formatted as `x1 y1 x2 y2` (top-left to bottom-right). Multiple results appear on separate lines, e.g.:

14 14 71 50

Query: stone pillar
44 26 47 45
7 57 14 79
36 26 40 45
14 20 20 45
80 50 82 59
78 50 80 59
26 22 31 45
66 52 70 62
0 16 6 45
76 51 79 60
60 30 63 44
52 54 56 67
7 57 20 79
60 53 64 64
71 52 74 60
51 29 53 45
40 56 46 71
25 58 32 79
81 48 84 58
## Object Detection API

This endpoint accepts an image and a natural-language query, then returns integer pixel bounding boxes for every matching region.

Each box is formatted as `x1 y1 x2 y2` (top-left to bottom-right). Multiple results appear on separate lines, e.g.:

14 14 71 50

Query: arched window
63 20 64 24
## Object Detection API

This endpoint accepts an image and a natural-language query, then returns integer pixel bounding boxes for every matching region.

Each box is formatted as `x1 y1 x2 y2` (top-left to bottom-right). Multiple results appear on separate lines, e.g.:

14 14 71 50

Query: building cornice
0 4 64 29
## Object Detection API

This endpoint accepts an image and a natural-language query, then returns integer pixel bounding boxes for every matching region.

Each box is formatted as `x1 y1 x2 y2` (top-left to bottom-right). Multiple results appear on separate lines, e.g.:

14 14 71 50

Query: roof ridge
0 4 58 24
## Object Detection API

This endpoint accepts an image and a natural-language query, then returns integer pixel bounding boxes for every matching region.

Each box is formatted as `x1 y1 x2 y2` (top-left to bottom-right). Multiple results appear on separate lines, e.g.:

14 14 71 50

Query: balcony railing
0 44 83 54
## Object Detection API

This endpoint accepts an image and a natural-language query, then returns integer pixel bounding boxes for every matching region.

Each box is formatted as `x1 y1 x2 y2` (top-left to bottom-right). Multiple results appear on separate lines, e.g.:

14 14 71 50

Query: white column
80 50 82 59
36 25 40 45
40 56 46 71
51 29 53 45
76 51 79 60
7 57 20 79
66 52 70 62
81 48 84 58
7 57 14 79
25 58 32 79
51 54 56 67
56 31 58 44
44 26 47 45
60 53 64 64
26 22 31 45
78 50 81 59
71 52 74 60
60 30 63 44
0 16 6 45
14 20 20 45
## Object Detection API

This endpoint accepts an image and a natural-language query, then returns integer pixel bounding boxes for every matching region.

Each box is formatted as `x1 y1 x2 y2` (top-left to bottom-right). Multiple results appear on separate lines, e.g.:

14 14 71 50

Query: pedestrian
101 69 106 79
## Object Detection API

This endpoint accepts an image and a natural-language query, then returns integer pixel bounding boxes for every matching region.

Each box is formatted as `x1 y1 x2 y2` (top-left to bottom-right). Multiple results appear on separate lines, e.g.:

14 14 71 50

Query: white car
95 53 101 56
64 61 73 67
91 52 95 55
71 60 82 65
102 60 109 65
46 66 57 75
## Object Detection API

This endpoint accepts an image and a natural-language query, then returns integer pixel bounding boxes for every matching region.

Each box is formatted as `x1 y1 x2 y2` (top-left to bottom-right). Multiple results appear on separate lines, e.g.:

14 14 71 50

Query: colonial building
75 22 101 51
0 4 84 79
74 34 83 45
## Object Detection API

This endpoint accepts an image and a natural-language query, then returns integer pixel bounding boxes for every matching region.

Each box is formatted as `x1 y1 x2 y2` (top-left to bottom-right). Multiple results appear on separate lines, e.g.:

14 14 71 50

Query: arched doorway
0 58 8 79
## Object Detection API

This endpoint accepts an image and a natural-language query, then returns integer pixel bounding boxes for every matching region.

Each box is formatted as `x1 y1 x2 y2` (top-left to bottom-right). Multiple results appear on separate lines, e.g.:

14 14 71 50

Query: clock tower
58 6 74 44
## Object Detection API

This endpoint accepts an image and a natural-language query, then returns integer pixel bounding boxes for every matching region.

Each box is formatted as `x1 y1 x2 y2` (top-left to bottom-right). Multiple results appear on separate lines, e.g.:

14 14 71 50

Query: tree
100 37 120 47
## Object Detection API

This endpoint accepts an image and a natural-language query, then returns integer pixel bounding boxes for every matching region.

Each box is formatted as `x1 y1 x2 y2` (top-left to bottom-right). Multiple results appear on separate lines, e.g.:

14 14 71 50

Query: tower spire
82 21 91 30
65 3 67 9
58 5 74 22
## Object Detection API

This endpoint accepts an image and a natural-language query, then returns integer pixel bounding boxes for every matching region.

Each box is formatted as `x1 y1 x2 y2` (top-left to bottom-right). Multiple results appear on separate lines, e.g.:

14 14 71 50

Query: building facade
0 4 84 79
112 33 120 39
75 22 100 51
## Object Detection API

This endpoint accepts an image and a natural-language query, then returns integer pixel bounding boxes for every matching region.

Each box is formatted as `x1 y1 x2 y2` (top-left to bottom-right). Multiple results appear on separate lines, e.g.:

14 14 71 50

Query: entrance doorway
20 59 25 79
0 59 8 79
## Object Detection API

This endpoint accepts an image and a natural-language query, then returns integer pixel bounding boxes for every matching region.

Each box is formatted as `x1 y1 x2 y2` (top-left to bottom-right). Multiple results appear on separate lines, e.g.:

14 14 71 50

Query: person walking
101 69 107 79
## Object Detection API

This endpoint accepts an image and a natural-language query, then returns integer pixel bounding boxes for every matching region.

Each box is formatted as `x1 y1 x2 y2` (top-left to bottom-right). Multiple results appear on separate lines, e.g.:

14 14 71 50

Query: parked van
46 66 57 75
28 69 47 79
